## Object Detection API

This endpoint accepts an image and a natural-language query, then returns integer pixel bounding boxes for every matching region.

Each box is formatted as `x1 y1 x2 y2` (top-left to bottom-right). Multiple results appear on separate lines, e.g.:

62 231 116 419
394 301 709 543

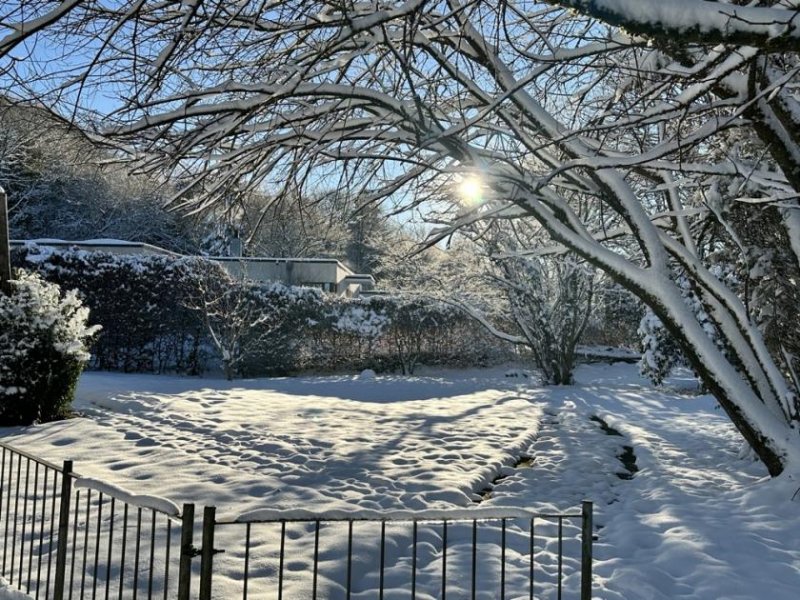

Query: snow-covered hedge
12 245 510 377
205 279 325 378
309 295 510 374
0 272 99 424
13 245 216 374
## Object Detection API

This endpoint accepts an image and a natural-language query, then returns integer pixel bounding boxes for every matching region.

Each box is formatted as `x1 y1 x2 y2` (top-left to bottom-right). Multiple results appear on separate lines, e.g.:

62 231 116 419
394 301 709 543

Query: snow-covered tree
427 222 595 385
499 255 594 385
181 260 323 379
0 102 200 251
3 1 800 474
0 271 99 424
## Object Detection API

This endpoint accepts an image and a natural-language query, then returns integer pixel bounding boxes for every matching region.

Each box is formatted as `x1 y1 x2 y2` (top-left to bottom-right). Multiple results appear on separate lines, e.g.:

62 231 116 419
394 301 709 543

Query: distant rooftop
210 256 344 264
12 238 376 289
14 239 350 265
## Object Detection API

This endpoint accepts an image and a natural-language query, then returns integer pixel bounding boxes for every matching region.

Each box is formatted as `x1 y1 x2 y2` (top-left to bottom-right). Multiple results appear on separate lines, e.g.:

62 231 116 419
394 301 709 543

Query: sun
458 175 484 206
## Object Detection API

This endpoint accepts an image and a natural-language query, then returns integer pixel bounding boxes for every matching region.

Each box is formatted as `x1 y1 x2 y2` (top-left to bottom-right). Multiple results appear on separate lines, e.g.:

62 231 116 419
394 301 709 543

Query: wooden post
0 186 12 295
580 500 593 600
53 461 73 600
177 503 195 600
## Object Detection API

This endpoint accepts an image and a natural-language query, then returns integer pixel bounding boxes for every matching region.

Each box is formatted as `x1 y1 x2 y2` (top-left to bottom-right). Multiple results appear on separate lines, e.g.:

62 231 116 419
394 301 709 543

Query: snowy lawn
0 578 35 600
1 363 799 598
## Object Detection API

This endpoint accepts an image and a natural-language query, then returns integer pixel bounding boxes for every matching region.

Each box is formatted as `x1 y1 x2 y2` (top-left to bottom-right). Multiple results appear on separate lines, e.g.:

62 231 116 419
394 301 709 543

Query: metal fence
0 440 594 599
208 507 594 600
0 442 186 599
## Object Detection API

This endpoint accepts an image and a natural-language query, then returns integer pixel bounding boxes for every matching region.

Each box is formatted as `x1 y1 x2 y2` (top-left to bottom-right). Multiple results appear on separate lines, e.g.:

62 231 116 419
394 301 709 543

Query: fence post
581 500 593 600
53 460 73 600
199 506 216 600
177 503 195 600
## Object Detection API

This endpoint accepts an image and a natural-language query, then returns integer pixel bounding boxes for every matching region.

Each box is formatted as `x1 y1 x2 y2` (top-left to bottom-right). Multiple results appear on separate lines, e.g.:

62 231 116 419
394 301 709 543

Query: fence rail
0 440 594 599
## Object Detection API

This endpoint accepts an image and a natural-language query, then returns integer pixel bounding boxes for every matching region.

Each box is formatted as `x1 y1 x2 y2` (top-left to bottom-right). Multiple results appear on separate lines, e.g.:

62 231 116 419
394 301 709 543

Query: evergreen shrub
0 271 99 424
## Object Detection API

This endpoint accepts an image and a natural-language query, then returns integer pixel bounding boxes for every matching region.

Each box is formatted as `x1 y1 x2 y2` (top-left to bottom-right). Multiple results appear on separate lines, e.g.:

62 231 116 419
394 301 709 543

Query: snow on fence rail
0 440 594 599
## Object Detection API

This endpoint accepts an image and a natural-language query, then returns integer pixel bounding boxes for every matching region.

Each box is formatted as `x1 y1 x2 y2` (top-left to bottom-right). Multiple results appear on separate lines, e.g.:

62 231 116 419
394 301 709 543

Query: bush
13 245 327 377
0 271 99 425
184 270 325 378
304 297 390 372
307 295 512 374
638 308 683 386
581 281 642 348
237 284 324 376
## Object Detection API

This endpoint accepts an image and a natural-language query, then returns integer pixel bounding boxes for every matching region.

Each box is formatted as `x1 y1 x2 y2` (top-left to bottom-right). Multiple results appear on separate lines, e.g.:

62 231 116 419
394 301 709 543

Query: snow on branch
0 0 83 59
552 0 800 51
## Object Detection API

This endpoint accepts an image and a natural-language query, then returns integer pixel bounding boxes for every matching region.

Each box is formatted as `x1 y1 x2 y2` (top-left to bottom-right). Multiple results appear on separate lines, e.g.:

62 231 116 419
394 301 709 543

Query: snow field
54 372 544 514
0 578 33 600
484 367 800 599
0 364 798 598
3 369 570 598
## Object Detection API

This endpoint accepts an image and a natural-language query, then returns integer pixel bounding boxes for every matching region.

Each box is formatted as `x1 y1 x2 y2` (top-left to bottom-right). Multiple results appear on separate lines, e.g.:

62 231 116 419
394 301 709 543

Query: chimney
230 237 243 257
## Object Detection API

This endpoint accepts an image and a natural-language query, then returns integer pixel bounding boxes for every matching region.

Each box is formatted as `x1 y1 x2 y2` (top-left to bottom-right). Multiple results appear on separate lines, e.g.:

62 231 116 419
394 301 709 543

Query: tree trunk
0 187 12 296
650 293 791 477
223 359 234 381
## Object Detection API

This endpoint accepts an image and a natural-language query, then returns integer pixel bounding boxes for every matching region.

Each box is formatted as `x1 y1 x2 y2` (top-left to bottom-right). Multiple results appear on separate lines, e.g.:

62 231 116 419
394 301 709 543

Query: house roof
12 239 375 282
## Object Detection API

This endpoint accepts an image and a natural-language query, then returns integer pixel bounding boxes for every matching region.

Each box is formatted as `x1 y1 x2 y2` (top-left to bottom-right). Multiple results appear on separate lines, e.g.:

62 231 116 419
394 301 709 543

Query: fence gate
193 504 594 600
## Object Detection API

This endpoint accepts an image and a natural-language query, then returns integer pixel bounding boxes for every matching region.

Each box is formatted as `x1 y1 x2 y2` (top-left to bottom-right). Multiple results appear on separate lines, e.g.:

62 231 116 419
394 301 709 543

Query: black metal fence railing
209 505 593 600
1 443 64 598
0 442 186 600
64 484 183 599
0 440 594 599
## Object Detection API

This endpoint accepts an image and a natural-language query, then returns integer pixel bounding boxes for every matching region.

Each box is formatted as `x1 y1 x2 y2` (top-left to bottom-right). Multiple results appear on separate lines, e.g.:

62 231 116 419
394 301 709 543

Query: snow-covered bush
516 258 593 385
304 298 390 371
197 278 324 378
374 296 448 374
638 309 683 386
368 296 507 374
638 272 734 386
0 271 99 424
432 228 596 385
582 282 642 349
306 295 509 374
242 282 325 376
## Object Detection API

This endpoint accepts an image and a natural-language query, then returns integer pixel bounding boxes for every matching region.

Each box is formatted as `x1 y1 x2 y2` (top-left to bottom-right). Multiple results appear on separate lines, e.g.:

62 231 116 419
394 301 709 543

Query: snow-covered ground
0 578 35 600
1 363 798 598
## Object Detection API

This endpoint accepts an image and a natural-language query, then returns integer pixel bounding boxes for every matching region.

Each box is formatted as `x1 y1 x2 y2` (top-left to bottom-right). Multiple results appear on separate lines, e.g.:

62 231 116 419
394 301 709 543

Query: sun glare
459 175 484 206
